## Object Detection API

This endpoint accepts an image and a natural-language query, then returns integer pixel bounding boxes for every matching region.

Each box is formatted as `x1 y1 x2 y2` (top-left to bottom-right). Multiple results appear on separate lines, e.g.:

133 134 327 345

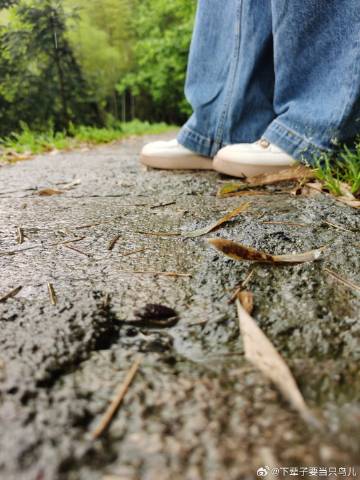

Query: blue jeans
177 0 360 163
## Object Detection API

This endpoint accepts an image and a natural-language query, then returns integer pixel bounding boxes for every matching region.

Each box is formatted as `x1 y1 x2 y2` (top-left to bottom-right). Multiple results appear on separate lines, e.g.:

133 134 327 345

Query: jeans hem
177 126 219 158
262 120 333 165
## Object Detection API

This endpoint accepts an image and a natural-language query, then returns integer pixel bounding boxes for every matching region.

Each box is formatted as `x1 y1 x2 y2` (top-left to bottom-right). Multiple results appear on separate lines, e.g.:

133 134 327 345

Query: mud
0 133 359 480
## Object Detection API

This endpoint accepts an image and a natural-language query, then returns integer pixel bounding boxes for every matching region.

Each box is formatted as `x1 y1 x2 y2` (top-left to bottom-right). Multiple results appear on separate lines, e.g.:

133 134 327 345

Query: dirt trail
0 133 359 480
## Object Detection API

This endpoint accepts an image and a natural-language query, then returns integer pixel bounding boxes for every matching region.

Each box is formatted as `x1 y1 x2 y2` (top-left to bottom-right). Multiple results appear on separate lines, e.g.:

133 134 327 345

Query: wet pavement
0 133 359 480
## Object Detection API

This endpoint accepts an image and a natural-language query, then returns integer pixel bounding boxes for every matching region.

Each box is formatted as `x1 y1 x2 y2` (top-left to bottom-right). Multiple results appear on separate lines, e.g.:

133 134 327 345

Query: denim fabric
177 0 360 163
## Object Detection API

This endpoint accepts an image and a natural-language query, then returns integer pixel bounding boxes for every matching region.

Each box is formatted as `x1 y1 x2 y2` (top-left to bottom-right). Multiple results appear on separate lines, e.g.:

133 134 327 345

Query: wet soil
0 133 359 480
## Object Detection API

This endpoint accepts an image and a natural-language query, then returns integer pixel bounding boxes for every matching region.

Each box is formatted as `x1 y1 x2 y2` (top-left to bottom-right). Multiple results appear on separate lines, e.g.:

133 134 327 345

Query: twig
102 293 111 309
50 236 86 247
0 237 86 256
323 221 354 234
47 283 57 305
0 285 22 303
62 244 91 257
229 268 256 304
16 227 24 244
91 359 141 440
324 268 360 293
260 221 308 227
119 248 146 258
117 270 191 278
136 231 180 237
187 320 208 327
108 235 121 251
149 201 176 209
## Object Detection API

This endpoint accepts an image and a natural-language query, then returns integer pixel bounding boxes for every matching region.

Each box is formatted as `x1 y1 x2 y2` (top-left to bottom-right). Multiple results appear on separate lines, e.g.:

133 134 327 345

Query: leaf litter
208 238 325 264
217 165 315 198
236 295 320 427
183 202 251 238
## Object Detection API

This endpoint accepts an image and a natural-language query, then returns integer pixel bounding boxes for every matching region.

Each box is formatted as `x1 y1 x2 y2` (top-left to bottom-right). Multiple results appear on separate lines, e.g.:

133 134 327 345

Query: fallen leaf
37 188 64 196
290 181 323 197
247 165 315 186
218 166 315 197
126 303 179 328
208 238 325 264
184 203 251 238
237 290 254 314
236 298 319 426
338 181 356 199
305 182 360 209
336 196 360 209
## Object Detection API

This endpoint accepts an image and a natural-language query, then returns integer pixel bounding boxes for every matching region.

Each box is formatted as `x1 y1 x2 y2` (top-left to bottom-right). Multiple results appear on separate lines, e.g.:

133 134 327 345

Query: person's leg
262 0 360 164
177 0 275 158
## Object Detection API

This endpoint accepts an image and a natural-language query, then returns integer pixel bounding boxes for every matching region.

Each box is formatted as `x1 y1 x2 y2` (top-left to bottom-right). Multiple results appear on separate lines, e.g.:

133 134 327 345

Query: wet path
0 133 359 479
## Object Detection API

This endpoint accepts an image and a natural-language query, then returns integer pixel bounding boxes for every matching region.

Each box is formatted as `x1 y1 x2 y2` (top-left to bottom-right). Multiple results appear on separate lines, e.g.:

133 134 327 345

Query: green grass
315 141 360 197
0 120 175 162
2 123 359 198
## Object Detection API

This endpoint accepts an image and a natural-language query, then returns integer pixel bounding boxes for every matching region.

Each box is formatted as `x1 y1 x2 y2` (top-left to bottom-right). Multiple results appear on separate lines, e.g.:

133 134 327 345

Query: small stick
16 227 24 244
187 320 208 327
324 268 360 293
150 201 176 209
50 237 86 247
47 283 57 305
117 270 191 277
229 268 255 304
0 237 86 256
323 221 354 234
102 293 111 309
260 221 308 227
0 285 22 303
91 359 141 440
108 235 121 251
119 248 146 257
136 231 180 237
62 244 91 257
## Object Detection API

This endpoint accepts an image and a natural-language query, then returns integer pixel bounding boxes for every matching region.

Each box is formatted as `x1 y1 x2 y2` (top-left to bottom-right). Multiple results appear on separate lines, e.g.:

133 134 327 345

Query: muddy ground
0 132 359 480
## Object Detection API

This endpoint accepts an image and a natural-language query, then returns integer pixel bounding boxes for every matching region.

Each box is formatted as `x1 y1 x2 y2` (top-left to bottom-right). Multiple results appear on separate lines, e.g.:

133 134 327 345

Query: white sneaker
140 139 213 170
213 139 297 177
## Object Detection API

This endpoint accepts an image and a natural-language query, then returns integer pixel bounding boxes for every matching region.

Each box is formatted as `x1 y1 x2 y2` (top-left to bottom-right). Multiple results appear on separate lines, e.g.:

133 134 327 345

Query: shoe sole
140 154 213 170
213 155 296 178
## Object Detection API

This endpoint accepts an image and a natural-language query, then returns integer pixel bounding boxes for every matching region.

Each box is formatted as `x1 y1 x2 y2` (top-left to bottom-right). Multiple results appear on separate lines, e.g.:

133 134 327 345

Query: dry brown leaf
236 299 318 426
208 238 325 264
246 165 315 186
237 291 254 314
305 182 360 209
217 165 315 198
290 181 323 197
336 196 360 209
184 203 250 238
37 188 64 196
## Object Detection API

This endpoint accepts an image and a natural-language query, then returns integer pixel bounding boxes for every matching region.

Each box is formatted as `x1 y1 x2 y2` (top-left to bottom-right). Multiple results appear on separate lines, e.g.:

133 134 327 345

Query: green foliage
0 0 98 136
65 0 133 105
118 0 196 124
315 140 360 196
0 120 175 160
0 122 70 154
0 0 195 137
